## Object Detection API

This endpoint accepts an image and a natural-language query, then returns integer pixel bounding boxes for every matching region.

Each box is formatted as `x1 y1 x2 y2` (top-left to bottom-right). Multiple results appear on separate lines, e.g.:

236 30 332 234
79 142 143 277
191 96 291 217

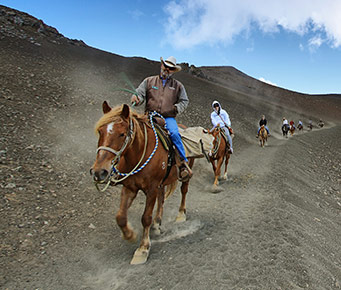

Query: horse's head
208 125 221 138
90 102 132 183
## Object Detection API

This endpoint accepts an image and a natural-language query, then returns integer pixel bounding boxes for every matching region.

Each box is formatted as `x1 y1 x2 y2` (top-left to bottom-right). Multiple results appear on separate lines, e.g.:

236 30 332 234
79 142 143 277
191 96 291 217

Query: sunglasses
163 63 176 71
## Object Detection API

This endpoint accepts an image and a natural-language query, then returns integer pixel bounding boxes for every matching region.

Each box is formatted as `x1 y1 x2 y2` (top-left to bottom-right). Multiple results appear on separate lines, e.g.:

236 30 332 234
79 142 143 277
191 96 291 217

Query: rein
94 111 165 192
211 131 222 157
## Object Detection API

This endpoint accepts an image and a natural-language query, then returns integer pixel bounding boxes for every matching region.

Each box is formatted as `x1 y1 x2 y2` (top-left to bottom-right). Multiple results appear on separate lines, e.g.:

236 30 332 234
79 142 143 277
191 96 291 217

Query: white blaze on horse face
107 122 114 134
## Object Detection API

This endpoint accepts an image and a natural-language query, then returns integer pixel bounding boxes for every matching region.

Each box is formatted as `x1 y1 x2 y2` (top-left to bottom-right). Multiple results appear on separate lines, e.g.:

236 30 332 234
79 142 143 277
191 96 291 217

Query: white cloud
308 35 324 52
259 77 277 86
164 0 341 49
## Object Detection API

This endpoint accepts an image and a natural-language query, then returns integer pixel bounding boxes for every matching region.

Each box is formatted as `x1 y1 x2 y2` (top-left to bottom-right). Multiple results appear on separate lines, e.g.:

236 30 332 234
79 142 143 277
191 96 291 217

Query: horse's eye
119 133 125 137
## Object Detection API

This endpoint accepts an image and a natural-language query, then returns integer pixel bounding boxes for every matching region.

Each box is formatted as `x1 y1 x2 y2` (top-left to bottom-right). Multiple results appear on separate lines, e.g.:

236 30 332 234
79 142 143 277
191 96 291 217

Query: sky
1 0 341 95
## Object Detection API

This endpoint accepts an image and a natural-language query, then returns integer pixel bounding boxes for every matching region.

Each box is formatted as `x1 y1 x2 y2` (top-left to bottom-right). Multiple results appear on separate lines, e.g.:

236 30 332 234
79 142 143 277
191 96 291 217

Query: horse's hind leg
131 190 158 265
116 187 138 242
176 159 193 222
152 187 166 236
176 181 189 222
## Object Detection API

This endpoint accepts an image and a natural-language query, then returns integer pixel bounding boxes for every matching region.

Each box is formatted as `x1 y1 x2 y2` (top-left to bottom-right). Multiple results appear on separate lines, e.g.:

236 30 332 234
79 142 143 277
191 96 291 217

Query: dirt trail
72 126 340 290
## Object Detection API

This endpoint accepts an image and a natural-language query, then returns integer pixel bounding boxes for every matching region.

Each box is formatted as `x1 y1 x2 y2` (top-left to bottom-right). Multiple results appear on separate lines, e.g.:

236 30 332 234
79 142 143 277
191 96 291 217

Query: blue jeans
258 126 269 134
165 117 188 162
222 127 233 150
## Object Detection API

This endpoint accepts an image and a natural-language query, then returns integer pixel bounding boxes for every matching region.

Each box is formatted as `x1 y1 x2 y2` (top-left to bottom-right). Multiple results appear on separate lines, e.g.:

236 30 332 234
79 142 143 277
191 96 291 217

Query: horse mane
94 104 147 141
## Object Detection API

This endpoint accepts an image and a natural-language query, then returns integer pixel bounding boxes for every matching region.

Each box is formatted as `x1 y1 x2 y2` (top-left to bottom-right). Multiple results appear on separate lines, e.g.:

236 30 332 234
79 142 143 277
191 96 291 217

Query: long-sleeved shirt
211 100 231 128
259 118 267 126
135 75 189 117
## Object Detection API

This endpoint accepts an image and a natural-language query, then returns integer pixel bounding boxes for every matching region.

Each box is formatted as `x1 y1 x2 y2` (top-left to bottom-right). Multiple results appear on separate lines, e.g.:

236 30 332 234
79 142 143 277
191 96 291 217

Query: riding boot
178 159 193 182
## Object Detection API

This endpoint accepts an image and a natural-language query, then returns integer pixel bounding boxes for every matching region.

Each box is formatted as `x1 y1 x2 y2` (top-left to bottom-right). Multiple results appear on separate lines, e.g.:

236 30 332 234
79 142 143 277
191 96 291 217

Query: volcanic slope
1 5 340 290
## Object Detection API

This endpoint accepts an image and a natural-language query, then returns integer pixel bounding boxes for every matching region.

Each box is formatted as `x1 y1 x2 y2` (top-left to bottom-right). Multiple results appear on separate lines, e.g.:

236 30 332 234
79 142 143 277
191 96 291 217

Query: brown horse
206 126 231 189
90 102 194 264
258 125 268 147
289 125 295 136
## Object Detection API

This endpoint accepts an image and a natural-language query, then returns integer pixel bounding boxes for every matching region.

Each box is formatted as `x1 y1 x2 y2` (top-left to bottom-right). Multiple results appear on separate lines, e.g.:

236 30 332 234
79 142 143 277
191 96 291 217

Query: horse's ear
102 101 111 114
121 104 130 120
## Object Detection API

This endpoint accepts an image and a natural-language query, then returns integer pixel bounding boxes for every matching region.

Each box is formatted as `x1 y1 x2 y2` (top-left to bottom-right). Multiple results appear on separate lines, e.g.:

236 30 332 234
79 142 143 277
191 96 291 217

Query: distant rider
298 120 303 129
318 119 324 127
256 115 270 137
210 101 233 154
289 120 295 129
282 117 289 131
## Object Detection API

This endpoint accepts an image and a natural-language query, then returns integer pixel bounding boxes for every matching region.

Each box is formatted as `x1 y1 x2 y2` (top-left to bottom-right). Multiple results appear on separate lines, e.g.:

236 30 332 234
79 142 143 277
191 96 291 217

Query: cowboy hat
160 56 182 72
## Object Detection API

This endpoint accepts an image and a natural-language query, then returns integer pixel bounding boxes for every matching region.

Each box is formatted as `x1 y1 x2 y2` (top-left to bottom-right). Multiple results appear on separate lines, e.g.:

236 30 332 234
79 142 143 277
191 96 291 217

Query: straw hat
160 56 182 72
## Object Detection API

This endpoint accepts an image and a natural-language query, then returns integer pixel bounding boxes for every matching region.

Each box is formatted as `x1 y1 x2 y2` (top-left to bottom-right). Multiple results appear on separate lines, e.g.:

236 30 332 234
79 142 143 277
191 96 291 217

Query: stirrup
178 163 192 182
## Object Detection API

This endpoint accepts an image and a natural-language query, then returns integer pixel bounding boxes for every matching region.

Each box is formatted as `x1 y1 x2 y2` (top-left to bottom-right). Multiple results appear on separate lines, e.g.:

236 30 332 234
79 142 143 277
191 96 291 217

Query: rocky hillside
0 5 340 289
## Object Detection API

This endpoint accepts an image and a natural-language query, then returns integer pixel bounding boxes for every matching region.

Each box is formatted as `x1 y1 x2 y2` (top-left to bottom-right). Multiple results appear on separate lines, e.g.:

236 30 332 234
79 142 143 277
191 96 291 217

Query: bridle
96 118 134 167
211 129 222 157
94 111 165 192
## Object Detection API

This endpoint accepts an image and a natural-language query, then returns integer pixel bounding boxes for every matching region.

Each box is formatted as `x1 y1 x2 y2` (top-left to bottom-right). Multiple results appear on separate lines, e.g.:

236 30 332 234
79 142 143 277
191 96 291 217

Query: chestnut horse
90 102 194 264
258 125 268 147
289 125 295 136
206 126 231 188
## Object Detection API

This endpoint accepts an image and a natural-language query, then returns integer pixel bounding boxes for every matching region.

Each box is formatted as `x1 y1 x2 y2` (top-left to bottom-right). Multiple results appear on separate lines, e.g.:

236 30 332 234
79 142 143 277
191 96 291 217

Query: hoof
130 248 149 265
123 230 137 243
211 184 222 193
176 212 186 223
223 173 228 180
151 223 161 236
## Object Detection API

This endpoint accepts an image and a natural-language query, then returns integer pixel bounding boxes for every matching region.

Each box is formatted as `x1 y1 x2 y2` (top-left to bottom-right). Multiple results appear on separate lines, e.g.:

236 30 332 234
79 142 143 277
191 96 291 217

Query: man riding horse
282 117 289 137
256 114 270 138
131 56 192 182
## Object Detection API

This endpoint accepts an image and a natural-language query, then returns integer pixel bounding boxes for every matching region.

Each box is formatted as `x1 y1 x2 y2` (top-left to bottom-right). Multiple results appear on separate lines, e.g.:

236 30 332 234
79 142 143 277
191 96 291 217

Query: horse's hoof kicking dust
211 184 223 193
130 248 150 265
175 212 186 223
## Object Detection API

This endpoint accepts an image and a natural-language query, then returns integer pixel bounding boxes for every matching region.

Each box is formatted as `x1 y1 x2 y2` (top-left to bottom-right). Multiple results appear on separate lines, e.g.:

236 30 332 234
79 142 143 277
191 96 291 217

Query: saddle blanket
179 126 214 158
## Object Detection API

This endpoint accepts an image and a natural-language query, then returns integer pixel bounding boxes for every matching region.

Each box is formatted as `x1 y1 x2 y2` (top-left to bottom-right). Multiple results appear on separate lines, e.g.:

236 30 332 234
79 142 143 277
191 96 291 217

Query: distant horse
282 124 289 138
297 124 303 131
206 126 231 189
289 125 295 136
318 120 324 128
91 102 194 264
258 125 268 147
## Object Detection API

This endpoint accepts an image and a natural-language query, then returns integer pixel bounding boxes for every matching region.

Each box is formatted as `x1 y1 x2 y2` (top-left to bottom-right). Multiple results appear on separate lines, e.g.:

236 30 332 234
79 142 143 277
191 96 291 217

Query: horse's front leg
214 157 224 187
210 159 218 184
116 186 138 242
131 190 157 265
223 154 230 180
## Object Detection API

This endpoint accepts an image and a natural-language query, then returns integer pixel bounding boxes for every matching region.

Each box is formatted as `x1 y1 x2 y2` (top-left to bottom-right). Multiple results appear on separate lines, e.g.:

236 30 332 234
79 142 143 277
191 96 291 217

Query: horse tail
164 181 178 200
